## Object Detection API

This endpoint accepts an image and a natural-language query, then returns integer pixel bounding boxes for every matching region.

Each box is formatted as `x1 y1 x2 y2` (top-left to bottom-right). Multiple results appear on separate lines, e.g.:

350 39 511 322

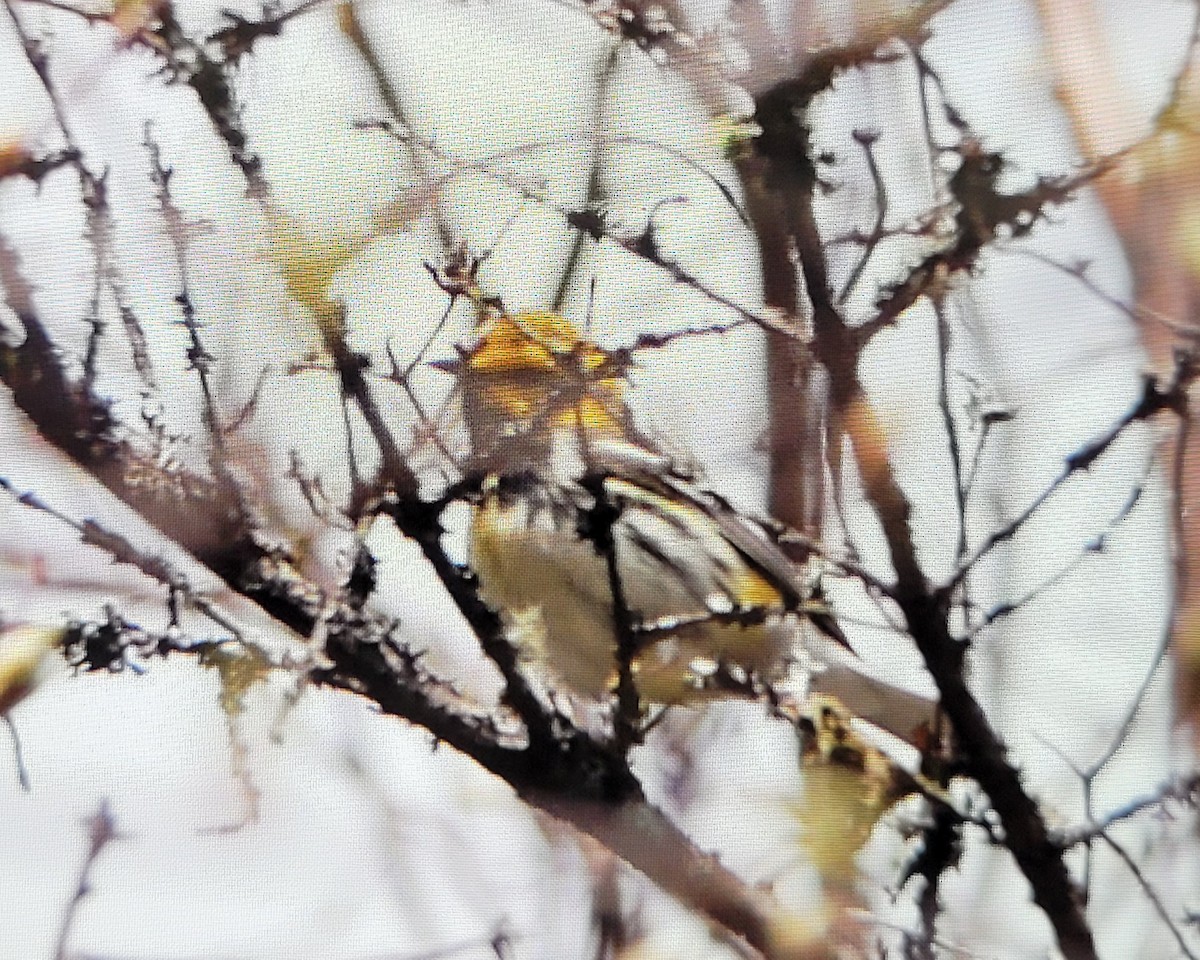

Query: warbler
458 309 847 704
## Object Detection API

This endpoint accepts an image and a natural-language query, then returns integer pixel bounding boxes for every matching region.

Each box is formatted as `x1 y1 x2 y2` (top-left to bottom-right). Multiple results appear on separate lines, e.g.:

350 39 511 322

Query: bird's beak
427 346 470 375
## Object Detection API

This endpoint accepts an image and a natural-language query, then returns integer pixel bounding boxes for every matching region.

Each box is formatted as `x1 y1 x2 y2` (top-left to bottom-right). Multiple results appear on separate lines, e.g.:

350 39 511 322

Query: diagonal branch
946 367 1191 593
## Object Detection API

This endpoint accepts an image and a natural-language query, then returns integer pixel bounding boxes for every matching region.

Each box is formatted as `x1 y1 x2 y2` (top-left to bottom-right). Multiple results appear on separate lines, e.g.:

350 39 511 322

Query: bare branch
962 458 1151 640
1057 774 1200 847
2 713 30 791
946 367 1191 593
54 800 118 960
1101 831 1198 960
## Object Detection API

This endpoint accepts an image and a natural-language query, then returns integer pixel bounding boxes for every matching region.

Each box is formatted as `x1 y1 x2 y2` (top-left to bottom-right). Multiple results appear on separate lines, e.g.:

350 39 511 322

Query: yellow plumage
462 309 819 704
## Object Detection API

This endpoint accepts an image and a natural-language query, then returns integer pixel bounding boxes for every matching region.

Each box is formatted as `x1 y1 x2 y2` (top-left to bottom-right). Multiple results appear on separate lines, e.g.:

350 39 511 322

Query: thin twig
838 129 890 304
3 714 30 791
962 458 1150 640
0 475 248 642
1057 774 1200 847
945 372 1188 593
1007 247 1200 342
933 299 968 570
1078 404 1191 784
5 0 158 394
53 800 118 960
1101 831 1198 960
552 40 620 313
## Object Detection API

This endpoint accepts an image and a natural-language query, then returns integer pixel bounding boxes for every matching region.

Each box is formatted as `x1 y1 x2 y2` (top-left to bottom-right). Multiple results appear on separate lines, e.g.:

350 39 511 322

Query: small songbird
459 308 851 704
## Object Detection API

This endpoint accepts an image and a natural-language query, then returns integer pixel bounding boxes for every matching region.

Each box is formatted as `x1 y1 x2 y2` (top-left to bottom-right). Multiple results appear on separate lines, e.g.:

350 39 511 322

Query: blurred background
0 0 1197 957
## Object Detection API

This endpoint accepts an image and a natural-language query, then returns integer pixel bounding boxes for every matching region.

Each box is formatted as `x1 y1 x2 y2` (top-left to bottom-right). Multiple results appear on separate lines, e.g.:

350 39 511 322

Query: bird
456 307 850 705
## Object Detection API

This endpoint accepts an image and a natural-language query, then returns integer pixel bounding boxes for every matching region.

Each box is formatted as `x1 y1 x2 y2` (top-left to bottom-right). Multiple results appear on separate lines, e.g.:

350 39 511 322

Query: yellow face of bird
461 310 628 461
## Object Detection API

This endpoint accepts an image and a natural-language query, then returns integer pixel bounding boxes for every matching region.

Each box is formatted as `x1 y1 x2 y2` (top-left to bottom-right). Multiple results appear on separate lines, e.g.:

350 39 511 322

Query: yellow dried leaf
198 640 272 720
711 114 761 160
110 0 166 39
795 695 905 886
0 624 65 714
0 141 30 179
266 213 367 323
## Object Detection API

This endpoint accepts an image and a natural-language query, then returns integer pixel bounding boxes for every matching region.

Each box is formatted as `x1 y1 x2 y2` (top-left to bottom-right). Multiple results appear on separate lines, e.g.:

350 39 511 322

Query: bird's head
456 310 632 470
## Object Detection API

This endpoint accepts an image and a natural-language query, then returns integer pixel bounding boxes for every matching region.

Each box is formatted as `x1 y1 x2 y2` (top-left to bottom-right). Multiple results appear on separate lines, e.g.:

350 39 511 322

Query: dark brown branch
837 129 890 304
841 375 1099 954
0 145 80 184
748 68 1101 960
578 474 644 751
862 148 1114 345
208 0 332 63
315 626 534 786
898 801 962 960
46 592 812 960
0 291 272 614
312 310 565 751
152 6 269 199
789 0 956 99
144 122 244 491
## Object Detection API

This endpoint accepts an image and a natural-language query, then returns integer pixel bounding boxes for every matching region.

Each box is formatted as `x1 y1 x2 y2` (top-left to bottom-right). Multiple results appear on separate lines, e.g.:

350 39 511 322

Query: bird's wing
587 439 856 654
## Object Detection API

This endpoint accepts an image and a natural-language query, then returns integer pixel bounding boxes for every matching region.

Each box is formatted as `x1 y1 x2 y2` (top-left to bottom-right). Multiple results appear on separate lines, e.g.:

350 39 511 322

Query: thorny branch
3 1 1200 959
731 17 1189 953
